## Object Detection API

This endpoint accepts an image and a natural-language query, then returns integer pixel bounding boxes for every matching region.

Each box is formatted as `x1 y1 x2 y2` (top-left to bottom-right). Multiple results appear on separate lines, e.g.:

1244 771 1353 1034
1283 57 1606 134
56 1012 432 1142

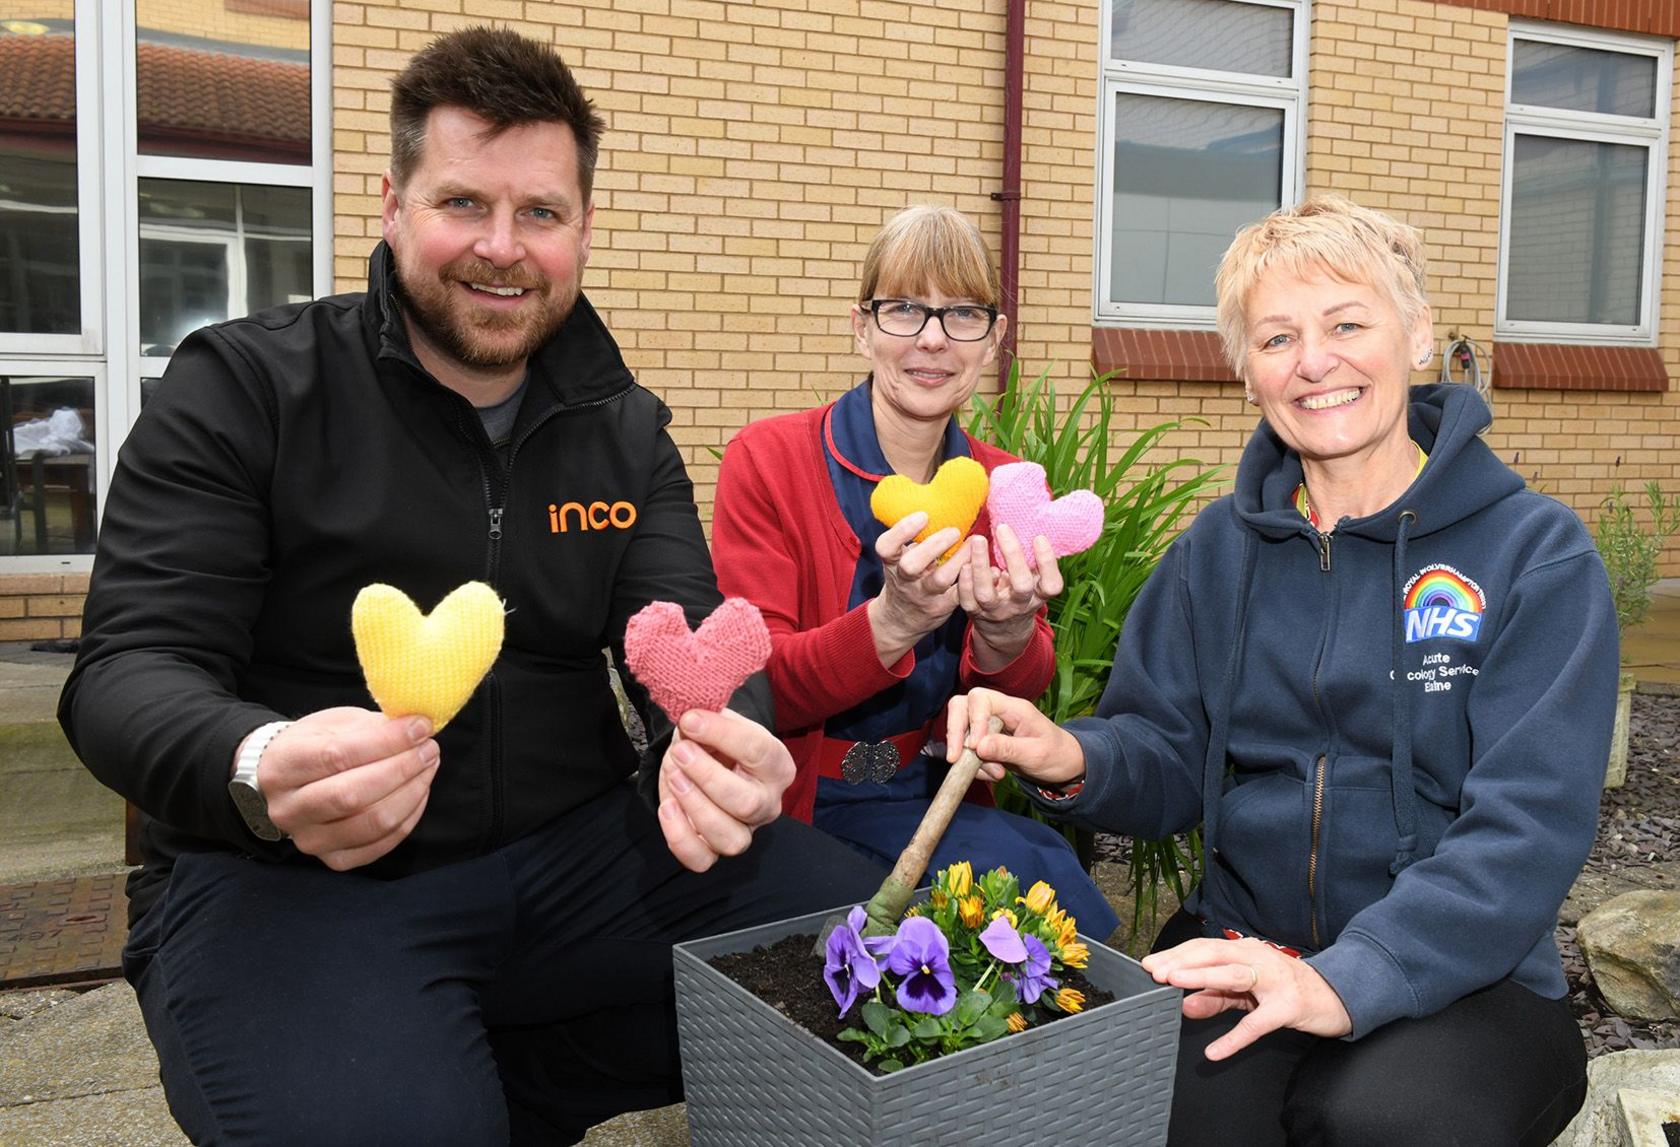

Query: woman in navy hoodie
947 195 1615 1146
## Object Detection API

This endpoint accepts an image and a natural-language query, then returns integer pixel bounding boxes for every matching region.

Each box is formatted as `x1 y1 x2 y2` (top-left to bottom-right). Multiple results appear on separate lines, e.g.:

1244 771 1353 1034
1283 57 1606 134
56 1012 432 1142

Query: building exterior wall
5 0 1677 631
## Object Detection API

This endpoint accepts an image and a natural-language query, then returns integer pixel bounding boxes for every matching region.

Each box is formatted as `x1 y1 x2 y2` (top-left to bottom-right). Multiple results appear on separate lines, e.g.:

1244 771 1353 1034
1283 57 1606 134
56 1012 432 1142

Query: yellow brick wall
0 574 88 642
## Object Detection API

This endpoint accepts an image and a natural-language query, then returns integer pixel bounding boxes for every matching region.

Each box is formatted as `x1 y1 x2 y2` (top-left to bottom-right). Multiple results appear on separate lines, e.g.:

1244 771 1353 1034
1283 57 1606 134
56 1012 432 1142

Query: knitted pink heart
985 461 1105 571
623 597 772 721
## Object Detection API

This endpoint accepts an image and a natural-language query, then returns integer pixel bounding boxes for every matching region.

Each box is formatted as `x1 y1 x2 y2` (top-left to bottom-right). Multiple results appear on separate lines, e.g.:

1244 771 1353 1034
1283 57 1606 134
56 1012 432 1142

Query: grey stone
582 1103 691 1146
0 1087 187 1147
0 990 77 1022
0 982 163 1106
1550 1050 1680 1147
1561 862 1680 927
1577 891 1680 1021
1616 1088 1680 1147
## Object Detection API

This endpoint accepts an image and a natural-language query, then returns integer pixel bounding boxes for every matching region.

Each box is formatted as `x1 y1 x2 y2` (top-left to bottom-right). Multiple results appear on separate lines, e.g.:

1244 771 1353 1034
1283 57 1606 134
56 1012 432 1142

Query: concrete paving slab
0 1087 188 1147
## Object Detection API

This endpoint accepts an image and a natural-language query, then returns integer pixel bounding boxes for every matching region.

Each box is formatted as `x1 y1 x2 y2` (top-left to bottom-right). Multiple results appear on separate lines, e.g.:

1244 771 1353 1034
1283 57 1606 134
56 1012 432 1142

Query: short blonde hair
857 205 1001 307
1215 194 1430 377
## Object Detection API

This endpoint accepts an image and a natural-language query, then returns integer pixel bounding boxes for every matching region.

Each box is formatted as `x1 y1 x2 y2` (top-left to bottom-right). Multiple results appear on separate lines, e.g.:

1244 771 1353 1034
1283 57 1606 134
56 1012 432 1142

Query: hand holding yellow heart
869 456 989 560
351 582 505 731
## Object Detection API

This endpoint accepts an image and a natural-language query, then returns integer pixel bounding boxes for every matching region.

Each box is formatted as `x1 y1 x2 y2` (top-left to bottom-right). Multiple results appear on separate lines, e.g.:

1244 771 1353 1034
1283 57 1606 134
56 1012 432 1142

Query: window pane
0 16 80 334
1512 39 1656 118
134 0 310 163
1111 0 1292 78
138 180 311 356
1505 134 1647 327
1109 94 1282 308
0 374 97 556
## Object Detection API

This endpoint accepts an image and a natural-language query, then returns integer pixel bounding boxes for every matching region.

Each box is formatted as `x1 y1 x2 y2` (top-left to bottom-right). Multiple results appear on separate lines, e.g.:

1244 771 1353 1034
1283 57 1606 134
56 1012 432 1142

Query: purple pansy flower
1008 934 1059 1005
823 906 882 1016
979 916 1027 964
885 916 957 1016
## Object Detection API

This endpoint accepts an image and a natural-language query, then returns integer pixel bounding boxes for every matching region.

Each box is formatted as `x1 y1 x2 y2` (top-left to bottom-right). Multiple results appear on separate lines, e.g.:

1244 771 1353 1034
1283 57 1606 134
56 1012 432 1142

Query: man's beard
394 253 577 370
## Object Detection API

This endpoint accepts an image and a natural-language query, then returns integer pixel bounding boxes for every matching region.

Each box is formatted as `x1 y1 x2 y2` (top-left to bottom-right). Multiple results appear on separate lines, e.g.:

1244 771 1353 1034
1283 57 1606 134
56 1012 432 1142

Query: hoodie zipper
1308 753 1326 948
453 380 636 853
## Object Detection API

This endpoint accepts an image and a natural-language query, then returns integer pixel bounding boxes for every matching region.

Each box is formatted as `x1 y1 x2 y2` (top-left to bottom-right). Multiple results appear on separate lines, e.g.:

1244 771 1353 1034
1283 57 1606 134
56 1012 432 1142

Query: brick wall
0 574 88 642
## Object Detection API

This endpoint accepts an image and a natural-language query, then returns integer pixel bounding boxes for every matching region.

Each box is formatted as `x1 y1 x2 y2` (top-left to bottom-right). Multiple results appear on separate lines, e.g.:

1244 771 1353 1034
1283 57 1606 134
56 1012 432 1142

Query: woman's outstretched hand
1140 938 1354 1060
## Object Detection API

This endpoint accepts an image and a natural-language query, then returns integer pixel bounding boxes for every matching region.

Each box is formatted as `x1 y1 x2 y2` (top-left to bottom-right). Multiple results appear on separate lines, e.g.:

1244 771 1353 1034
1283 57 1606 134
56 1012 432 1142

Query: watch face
228 779 284 842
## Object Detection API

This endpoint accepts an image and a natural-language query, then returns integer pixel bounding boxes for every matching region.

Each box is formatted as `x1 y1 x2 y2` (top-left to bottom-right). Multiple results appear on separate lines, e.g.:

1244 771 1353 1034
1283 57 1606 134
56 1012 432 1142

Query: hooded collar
1234 384 1520 543
361 241 634 411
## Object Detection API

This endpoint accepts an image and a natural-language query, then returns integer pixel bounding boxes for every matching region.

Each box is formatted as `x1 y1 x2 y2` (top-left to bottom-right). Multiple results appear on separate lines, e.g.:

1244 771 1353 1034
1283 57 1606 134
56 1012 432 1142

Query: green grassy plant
1595 481 1680 648
968 363 1224 933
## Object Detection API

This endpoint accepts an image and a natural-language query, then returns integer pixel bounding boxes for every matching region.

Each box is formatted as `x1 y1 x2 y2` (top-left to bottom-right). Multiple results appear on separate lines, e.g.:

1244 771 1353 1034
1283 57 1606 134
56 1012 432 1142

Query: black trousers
123 783 885 1146
1154 911 1588 1147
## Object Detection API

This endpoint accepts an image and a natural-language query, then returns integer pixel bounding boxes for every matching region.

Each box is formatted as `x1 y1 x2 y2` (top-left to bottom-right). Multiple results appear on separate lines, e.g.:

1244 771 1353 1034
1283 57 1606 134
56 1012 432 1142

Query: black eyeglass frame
862 298 1000 341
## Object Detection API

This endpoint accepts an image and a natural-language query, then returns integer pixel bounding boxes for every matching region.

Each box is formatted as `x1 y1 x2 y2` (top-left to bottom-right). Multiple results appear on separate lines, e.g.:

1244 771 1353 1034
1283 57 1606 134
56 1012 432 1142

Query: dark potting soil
1664 1122 1680 1147
709 932 1115 1077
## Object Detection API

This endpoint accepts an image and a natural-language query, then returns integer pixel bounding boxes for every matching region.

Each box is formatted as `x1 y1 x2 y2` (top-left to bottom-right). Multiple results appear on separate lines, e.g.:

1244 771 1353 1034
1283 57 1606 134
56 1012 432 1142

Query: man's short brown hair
389 27 607 201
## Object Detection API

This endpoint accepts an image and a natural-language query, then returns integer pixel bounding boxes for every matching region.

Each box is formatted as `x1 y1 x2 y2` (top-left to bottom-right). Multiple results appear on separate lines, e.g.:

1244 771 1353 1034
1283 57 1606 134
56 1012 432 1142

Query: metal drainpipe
994 0 1025 393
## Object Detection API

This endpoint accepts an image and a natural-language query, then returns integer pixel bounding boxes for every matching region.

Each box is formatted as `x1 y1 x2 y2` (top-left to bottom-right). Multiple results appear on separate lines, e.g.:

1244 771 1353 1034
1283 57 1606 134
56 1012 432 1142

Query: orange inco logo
548 500 638 533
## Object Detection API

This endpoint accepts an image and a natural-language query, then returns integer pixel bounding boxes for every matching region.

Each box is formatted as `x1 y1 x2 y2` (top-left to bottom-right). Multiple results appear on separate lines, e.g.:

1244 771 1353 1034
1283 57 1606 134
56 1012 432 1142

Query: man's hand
248 707 440 871
1139 938 1354 1060
656 708 792 872
944 687 1085 786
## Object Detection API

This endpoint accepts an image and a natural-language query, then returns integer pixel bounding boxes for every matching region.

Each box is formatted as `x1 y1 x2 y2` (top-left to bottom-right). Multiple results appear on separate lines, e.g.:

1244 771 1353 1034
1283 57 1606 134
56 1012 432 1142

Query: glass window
1097 0 1304 327
1499 25 1670 343
0 374 96 556
0 17 80 335
134 0 310 165
138 179 311 356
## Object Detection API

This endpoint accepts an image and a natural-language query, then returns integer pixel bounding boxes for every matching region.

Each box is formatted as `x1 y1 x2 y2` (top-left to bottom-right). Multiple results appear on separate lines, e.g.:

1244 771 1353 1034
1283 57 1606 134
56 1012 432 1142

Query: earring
1417 352 1431 366
1244 389 1257 405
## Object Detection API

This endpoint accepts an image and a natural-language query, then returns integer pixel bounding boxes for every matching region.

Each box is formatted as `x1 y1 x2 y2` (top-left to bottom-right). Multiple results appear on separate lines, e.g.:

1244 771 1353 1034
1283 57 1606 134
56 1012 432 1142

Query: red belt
815 724 933 782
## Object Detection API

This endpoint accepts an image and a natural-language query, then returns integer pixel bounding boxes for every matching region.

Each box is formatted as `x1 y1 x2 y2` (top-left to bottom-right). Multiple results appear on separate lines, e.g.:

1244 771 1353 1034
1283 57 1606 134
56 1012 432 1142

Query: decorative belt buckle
839 741 900 784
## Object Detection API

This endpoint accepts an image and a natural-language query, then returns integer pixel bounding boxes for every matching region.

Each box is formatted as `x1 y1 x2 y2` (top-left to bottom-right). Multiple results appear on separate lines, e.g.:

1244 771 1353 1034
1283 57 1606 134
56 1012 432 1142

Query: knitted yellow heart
870 456 989 560
351 582 505 731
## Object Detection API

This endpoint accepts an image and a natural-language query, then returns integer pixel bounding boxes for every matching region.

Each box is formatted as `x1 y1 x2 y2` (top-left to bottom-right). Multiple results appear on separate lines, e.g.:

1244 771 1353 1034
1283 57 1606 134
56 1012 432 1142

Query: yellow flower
1059 918 1079 950
1054 988 1086 1014
1043 906 1068 934
903 904 923 918
947 861 973 899
958 895 984 929
1021 881 1057 916
930 889 949 911
1060 941 1090 969
1006 1012 1028 1034
990 907 1018 928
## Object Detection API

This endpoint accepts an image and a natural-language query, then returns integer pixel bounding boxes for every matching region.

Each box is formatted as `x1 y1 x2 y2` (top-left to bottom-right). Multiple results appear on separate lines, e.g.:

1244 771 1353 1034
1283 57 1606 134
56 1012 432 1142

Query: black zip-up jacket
60 244 768 922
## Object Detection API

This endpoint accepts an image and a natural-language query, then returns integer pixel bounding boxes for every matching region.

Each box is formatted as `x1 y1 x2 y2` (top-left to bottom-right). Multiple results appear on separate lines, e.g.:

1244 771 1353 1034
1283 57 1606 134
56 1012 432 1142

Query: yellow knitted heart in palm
352 582 505 730
870 456 989 560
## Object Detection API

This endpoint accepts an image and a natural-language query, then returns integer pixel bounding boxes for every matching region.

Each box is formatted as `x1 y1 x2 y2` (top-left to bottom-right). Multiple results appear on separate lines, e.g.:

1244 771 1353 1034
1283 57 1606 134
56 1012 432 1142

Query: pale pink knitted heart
986 461 1105 570
623 598 771 721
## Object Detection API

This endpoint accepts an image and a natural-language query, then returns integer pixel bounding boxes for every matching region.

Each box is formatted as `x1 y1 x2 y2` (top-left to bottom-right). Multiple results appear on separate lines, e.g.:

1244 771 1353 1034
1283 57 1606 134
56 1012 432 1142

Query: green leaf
955 989 992 1026
886 1024 912 1049
879 1059 905 1073
911 1017 943 1040
861 1000 890 1036
970 1016 1009 1042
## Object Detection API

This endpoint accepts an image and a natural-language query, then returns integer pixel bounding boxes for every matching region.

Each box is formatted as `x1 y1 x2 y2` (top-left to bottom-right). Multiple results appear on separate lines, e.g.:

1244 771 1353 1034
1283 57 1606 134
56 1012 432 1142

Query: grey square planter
674 902 1180 1147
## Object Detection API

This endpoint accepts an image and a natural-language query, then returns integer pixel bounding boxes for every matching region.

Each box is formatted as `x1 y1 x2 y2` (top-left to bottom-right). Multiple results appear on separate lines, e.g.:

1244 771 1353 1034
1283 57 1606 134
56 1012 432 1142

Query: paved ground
6 580 1680 1145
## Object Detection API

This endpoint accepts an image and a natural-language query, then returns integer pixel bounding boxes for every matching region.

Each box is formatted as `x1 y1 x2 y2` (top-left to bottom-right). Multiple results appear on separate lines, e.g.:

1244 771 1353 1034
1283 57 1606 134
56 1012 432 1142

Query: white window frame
1094 0 1308 330
1496 21 1671 345
0 0 332 572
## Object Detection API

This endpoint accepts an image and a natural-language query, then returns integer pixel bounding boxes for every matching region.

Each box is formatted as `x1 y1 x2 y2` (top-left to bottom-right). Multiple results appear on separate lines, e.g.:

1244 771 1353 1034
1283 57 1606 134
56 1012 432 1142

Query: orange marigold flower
1055 987 1086 1014
1006 1012 1028 1033
930 889 949 911
1021 881 1057 916
1059 919 1080 949
958 895 985 929
1060 941 1090 969
947 861 974 899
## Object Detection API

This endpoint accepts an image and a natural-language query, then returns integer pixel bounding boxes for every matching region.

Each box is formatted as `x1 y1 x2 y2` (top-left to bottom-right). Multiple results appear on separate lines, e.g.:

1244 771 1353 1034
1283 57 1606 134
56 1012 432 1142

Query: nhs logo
1404 605 1482 643
1401 564 1487 645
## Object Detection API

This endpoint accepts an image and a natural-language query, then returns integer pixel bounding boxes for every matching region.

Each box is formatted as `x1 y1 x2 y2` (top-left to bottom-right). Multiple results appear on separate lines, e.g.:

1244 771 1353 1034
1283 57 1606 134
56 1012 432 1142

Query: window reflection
0 17 80 335
138 179 311 356
0 374 96 556
1109 94 1283 308
135 0 310 164
1111 0 1292 78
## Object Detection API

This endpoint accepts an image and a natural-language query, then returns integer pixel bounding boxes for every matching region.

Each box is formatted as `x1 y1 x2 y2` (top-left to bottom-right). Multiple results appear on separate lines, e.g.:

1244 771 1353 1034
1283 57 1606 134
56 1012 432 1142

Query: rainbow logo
1402 564 1486 643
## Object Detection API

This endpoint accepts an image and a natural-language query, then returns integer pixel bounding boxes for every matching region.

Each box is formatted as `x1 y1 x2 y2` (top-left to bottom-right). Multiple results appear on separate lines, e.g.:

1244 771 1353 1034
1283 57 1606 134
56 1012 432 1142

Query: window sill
1491 343 1668 392
1091 328 1236 384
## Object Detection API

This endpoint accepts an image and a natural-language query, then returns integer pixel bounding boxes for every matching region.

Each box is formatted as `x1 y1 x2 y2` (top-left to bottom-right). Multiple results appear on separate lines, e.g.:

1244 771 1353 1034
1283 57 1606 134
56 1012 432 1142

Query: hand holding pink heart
985 461 1104 571
623 598 772 721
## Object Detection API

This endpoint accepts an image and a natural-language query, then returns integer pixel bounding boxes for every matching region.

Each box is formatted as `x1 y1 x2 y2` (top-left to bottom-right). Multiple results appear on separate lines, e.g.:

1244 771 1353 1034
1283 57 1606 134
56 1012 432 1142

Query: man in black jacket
60 27 881 1145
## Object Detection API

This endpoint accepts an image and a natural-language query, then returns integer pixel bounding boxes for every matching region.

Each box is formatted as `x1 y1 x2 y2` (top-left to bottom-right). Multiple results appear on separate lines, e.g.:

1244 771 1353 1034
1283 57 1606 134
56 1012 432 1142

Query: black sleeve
58 329 291 850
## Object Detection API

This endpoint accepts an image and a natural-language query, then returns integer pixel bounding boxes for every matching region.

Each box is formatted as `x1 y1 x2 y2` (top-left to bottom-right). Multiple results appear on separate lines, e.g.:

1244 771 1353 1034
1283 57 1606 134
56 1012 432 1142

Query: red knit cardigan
712 402 1056 823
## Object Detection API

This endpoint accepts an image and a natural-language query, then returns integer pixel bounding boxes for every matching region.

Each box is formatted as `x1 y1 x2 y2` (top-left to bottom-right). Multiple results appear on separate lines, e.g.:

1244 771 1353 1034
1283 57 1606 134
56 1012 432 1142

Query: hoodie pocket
1209 769 1314 949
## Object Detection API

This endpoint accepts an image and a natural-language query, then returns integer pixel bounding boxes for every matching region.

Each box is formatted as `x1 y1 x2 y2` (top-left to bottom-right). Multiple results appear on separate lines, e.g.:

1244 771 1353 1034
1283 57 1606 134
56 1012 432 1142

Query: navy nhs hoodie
1041 384 1617 1038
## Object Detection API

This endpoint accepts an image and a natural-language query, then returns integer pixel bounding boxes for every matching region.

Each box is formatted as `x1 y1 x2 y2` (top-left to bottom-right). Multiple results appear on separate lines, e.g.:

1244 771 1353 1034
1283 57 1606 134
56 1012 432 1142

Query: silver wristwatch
228 720 294 841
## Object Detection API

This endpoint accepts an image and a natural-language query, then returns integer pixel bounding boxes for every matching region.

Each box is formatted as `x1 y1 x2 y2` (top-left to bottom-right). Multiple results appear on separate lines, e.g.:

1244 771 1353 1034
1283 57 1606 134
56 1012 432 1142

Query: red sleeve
712 429 913 733
959 612 1055 699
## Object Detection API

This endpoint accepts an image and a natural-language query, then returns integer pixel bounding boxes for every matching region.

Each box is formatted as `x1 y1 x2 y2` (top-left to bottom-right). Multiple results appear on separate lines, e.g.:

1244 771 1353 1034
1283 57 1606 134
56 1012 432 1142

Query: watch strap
229 720 294 841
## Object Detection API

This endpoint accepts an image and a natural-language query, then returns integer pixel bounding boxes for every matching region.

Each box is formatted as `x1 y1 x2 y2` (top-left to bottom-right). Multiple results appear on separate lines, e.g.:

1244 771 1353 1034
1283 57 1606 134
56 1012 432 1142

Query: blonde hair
1215 194 1430 377
857 205 1001 307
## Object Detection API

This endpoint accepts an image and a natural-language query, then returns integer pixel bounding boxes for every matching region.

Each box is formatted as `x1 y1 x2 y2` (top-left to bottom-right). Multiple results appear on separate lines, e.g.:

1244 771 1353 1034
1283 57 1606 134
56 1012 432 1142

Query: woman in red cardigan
712 205 1118 936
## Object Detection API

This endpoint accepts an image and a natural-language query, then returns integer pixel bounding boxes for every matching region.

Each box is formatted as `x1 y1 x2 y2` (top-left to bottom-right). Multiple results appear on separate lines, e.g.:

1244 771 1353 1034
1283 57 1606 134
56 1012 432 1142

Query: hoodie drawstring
1389 508 1421 874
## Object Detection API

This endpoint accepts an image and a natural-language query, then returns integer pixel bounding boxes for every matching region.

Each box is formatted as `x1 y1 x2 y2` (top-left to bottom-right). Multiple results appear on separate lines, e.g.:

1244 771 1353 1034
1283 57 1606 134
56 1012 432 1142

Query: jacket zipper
1308 753 1326 949
1318 529 1332 572
453 380 636 853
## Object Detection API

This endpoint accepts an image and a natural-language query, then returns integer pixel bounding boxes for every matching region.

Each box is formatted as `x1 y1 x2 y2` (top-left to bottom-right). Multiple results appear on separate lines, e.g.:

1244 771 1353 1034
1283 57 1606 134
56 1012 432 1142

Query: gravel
1096 691 1680 1058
